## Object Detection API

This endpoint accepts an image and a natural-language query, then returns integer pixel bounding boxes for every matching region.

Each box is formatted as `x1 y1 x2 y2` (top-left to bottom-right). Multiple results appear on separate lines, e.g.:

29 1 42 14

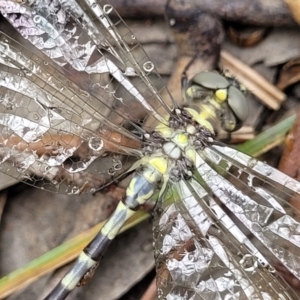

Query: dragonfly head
184 71 248 132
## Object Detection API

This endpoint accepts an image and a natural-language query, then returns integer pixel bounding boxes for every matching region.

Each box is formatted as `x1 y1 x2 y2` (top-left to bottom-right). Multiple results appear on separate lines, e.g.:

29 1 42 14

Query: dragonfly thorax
142 108 215 182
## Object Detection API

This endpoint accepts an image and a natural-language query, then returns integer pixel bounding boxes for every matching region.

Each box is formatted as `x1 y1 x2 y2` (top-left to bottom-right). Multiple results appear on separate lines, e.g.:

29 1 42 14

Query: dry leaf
284 0 300 25
277 58 300 90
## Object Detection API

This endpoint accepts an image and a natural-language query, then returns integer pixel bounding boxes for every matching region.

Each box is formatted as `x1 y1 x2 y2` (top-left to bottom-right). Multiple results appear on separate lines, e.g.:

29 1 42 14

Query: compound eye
191 72 230 90
227 86 248 124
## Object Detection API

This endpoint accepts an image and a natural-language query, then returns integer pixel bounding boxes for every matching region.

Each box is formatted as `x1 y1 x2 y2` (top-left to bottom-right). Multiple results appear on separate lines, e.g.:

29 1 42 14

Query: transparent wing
154 144 300 299
0 0 175 193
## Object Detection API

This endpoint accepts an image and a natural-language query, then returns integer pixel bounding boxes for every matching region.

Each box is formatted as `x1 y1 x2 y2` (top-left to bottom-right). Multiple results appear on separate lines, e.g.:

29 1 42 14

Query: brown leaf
284 0 300 25
277 58 300 90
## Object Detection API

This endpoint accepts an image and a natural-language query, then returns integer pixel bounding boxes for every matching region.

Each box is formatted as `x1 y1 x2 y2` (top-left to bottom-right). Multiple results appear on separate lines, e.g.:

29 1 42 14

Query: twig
221 50 286 110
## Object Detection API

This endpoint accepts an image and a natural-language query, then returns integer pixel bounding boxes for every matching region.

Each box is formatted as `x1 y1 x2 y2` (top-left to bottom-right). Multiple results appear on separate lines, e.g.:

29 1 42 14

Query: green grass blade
0 211 148 299
237 115 296 157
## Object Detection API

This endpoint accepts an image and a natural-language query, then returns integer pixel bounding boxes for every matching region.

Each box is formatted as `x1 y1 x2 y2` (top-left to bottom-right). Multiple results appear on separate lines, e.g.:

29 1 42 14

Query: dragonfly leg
43 168 160 300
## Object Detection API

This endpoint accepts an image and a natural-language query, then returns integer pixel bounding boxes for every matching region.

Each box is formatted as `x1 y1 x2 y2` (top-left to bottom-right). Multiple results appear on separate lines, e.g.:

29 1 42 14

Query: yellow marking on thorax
185 146 197 164
155 115 174 138
184 107 215 133
172 133 189 149
155 122 174 139
149 157 168 175
215 89 227 103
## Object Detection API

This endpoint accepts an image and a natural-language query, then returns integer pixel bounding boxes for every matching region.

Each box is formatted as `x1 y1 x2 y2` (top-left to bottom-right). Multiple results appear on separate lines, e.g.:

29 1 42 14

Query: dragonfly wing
0 0 175 126
153 144 300 299
0 0 175 193
0 31 140 193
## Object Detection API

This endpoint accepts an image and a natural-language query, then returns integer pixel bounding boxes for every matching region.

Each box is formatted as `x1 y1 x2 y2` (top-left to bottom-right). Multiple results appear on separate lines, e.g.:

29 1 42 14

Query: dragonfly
1 0 300 299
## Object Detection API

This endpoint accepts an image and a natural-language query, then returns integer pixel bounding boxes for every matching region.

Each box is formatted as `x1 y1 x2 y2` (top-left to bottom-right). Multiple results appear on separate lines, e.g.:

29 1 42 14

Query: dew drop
33 113 39 120
17 166 25 173
113 159 122 171
108 168 115 175
247 174 254 187
169 18 176 26
240 254 258 272
103 4 113 14
33 15 42 24
88 137 103 151
79 89 90 98
247 158 257 168
143 61 154 72
268 265 276 273
124 67 137 76
71 186 80 194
